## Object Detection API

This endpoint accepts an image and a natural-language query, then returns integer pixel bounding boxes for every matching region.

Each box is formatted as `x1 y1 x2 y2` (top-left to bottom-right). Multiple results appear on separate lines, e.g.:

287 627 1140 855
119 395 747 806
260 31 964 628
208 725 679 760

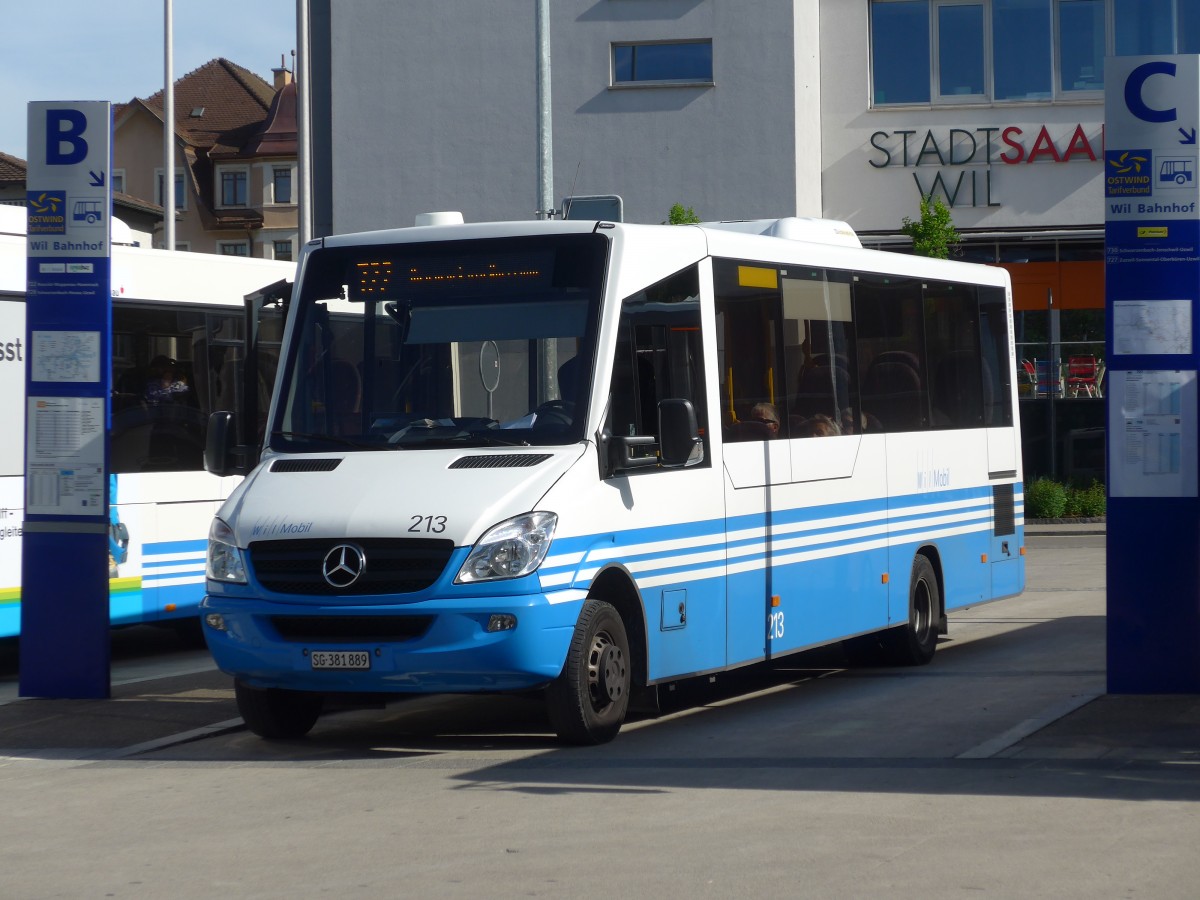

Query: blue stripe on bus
542 485 1022 594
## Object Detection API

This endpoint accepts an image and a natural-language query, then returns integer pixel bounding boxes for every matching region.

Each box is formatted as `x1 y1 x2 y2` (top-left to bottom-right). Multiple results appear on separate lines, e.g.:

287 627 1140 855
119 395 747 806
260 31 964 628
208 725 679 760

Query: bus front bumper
199 591 586 694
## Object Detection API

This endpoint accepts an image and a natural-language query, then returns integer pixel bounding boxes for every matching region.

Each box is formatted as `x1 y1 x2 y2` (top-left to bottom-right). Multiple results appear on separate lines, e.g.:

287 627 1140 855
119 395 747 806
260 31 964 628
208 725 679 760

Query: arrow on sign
88 170 105 187
1179 127 1197 144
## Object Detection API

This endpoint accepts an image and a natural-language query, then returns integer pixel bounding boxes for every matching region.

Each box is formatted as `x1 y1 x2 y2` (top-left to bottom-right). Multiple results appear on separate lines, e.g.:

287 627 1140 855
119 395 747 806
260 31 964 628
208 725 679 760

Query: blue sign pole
1105 57 1200 692
20 102 113 698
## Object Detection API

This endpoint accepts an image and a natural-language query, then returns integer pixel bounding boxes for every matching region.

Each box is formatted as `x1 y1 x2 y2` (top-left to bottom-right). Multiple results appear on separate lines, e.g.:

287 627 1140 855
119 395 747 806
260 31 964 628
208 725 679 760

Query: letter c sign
1125 60 1177 123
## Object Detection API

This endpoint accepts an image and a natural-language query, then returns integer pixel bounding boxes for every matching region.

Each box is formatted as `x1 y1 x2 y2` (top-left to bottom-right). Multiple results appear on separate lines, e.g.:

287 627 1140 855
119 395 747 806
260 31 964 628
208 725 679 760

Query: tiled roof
243 81 298 157
134 58 275 153
113 191 164 218
0 151 26 185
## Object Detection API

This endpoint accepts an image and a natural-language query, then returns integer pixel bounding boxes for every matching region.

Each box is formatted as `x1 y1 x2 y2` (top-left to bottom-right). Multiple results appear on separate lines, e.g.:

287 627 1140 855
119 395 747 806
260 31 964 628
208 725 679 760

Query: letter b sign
45 109 88 165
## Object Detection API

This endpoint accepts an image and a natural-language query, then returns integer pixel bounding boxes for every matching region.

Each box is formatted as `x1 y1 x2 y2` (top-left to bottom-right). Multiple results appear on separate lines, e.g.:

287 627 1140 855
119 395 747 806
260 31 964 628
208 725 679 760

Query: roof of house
243 80 298 157
0 151 26 186
117 58 277 156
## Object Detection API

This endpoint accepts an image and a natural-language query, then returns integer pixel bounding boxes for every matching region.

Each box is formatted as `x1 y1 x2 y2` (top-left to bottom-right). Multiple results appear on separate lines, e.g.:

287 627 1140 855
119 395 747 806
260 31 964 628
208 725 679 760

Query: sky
1 0 297 159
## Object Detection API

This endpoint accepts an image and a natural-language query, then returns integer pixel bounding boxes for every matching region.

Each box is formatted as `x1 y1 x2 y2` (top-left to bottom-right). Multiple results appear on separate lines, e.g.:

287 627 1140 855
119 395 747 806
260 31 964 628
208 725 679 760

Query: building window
273 239 293 261
112 169 125 194
218 241 250 256
993 0 1052 100
1115 0 1200 54
871 1 931 104
936 2 985 100
1058 0 1104 92
273 167 292 204
155 169 186 209
870 0 1181 107
221 170 248 207
612 40 713 85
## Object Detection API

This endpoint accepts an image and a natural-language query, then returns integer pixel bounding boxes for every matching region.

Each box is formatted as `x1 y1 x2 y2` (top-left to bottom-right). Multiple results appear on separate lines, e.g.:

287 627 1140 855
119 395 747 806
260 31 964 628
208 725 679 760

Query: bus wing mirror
205 411 255 477
658 398 702 468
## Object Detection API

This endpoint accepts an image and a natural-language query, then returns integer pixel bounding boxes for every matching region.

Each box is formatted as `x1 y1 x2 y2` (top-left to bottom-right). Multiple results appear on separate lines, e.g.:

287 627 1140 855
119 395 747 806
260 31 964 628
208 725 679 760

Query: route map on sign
1113 299 1193 355
31 330 100 383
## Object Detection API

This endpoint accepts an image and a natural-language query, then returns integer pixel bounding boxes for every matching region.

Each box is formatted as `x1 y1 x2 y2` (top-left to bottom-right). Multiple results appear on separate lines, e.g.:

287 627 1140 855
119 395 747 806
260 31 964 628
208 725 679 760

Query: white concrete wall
324 0 816 231
819 1 1105 234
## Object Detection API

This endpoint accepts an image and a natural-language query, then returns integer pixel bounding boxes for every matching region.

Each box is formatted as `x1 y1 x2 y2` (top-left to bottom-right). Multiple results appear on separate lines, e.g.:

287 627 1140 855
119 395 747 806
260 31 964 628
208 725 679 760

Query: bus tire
545 599 631 745
235 679 323 739
885 554 940 666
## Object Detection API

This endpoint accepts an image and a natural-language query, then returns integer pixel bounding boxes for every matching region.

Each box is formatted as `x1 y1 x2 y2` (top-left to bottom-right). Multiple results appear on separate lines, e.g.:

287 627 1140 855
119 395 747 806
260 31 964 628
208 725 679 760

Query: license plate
310 650 371 670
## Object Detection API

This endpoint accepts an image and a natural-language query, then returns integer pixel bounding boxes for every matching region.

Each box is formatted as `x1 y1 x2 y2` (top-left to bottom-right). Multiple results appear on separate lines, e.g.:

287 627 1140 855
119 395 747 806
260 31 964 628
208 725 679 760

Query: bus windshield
272 233 608 452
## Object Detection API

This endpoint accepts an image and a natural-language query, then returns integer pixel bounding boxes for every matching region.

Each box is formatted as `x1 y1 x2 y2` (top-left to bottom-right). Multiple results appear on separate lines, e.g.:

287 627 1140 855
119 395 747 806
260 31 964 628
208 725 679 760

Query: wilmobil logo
251 516 315 538
26 191 67 235
1106 150 1153 197
916 451 951 491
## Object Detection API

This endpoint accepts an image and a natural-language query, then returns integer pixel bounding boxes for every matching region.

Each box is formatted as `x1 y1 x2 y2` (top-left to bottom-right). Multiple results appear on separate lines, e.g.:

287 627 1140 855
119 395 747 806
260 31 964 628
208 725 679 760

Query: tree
667 203 701 225
900 195 959 259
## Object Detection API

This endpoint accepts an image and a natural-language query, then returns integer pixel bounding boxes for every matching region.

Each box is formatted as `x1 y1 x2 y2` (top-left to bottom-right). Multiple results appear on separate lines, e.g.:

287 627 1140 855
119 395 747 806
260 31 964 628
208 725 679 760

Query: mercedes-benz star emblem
322 543 366 589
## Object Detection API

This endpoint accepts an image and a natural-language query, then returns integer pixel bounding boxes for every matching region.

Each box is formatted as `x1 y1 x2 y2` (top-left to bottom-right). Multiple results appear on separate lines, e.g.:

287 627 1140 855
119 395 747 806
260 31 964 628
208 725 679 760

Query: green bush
1072 480 1107 517
1062 486 1083 517
1026 477 1068 518
1025 478 1106 518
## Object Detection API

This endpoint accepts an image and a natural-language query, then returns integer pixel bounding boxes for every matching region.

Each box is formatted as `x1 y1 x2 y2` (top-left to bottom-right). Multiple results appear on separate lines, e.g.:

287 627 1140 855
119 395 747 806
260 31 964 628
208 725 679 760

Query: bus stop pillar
1105 56 1200 692
19 101 114 698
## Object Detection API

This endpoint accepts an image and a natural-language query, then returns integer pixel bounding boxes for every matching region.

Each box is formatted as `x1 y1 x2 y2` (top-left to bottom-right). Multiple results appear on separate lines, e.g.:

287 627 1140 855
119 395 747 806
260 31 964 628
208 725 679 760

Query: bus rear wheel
235 680 323 739
884 554 940 666
545 599 631 745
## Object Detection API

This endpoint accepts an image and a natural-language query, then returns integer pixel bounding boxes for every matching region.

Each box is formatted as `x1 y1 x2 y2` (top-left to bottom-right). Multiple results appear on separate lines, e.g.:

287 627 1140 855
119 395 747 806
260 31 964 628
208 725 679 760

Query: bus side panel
885 431 995 617
547 461 728 684
109 474 224 624
723 434 892 665
0 477 19 638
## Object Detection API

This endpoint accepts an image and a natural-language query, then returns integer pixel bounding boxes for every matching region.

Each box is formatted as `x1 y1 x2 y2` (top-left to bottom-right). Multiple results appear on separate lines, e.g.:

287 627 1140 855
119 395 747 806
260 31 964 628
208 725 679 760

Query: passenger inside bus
748 401 780 437
143 356 191 406
797 413 840 437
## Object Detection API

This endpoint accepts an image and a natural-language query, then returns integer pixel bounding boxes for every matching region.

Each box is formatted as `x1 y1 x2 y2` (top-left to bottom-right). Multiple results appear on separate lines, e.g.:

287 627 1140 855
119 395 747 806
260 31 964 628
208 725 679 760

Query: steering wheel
532 399 575 428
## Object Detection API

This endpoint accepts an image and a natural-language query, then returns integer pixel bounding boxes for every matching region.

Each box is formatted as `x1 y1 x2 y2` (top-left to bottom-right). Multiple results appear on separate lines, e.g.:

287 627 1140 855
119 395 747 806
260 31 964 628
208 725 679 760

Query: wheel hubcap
913 580 932 641
587 632 627 707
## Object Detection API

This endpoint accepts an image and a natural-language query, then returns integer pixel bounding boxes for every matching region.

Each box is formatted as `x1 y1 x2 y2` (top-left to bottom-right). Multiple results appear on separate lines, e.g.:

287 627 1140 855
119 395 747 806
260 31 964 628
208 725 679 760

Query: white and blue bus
202 214 1024 743
0 205 294 638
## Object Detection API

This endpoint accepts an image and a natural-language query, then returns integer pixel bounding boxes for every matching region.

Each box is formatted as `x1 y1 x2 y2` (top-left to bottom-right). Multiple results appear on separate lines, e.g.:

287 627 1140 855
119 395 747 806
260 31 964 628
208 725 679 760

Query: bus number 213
767 611 785 640
409 515 447 533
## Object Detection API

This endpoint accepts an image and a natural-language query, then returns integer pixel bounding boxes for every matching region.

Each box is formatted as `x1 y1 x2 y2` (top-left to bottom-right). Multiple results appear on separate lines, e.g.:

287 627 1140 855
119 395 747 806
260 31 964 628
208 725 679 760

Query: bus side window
714 260 783 442
853 275 929 432
781 270 857 437
609 264 708 465
978 287 1013 427
925 282 984 429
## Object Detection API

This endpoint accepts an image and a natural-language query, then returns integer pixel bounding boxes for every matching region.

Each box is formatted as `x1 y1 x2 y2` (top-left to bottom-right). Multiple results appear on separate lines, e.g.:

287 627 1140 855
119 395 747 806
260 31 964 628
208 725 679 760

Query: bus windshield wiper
272 430 390 451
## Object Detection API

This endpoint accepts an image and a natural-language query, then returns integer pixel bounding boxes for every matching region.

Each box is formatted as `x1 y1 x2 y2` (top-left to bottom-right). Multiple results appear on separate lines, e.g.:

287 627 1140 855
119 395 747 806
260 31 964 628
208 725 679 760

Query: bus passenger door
602 264 727 682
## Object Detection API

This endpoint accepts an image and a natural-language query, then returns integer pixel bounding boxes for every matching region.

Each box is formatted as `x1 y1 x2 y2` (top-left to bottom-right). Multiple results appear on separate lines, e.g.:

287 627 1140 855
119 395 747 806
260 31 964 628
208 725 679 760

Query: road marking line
956 691 1102 759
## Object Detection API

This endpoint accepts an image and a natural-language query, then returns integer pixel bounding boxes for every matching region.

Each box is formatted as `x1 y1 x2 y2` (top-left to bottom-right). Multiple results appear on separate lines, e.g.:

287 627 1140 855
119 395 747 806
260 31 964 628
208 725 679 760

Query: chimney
272 53 293 91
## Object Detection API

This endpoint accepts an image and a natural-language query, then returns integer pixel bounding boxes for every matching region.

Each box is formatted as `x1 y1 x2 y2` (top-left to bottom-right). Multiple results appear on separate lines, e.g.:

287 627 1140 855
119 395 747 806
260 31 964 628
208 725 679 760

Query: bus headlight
456 512 557 583
206 517 248 584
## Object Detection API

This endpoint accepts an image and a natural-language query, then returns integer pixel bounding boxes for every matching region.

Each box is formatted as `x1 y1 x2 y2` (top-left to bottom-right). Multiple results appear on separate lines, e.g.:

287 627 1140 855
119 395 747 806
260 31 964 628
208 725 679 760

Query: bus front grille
250 538 455 596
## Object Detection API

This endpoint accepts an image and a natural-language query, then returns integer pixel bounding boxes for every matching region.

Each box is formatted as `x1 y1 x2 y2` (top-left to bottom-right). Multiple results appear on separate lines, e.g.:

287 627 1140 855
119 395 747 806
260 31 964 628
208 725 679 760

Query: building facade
115 58 300 259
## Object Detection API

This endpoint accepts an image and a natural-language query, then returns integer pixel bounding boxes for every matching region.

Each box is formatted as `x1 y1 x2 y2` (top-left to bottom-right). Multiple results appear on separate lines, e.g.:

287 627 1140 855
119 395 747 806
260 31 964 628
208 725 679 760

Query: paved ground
0 525 1197 899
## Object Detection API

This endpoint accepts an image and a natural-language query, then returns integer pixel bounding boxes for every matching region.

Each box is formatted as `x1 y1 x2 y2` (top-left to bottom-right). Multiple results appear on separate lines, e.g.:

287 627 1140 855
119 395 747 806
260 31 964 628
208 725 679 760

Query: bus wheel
545 600 631 745
235 680 323 739
885 554 940 666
